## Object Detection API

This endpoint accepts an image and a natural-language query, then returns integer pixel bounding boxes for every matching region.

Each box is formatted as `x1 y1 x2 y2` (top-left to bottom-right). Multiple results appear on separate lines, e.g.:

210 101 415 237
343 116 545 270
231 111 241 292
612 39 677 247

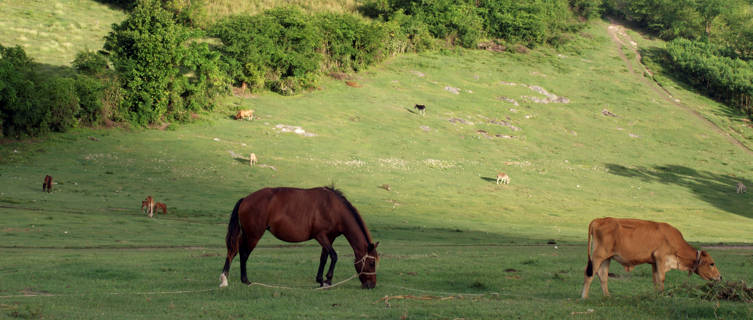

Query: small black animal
414 104 426 116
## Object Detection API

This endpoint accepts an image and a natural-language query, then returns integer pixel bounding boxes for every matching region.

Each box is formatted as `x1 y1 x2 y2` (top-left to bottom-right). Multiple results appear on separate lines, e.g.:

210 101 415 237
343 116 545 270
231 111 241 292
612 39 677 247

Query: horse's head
356 242 379 289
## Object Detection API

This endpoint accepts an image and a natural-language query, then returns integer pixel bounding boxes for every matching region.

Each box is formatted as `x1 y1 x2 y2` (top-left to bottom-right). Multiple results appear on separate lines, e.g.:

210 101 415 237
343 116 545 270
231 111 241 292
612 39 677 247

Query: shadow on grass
480 176 497 183
233 157 248 164
605 163 753 218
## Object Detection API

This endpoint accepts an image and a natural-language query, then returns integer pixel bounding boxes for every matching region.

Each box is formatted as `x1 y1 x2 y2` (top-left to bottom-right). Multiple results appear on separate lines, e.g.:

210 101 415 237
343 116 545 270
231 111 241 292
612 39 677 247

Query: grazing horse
737 182 746 194
42 175 53 193
497 172 510 185
155 202 167 215
220 186 380 289
142 196 155 218
414 104 426 116
249 153 257 167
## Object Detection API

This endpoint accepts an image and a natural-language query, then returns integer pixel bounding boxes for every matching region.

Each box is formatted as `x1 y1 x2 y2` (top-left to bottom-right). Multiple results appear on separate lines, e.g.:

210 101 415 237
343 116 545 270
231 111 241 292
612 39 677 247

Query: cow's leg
650 262 668 291
596 258 611 297
582 256 607 298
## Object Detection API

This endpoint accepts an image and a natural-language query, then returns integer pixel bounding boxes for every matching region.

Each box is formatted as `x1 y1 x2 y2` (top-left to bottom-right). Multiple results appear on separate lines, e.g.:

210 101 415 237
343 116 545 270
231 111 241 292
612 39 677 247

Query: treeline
1 0 599 137
666 39 753 115
360 0 601 48
605 0 753 55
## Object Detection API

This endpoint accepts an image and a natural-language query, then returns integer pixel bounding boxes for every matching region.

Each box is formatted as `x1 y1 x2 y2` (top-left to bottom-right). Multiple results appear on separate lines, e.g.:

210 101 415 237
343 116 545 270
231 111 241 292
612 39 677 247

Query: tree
696 0 725 38
103 0 189 125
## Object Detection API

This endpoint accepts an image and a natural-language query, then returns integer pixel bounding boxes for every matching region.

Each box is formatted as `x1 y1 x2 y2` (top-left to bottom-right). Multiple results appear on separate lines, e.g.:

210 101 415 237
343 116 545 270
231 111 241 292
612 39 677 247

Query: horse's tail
225 198 243 258
221 198 244 286
585 220 594 277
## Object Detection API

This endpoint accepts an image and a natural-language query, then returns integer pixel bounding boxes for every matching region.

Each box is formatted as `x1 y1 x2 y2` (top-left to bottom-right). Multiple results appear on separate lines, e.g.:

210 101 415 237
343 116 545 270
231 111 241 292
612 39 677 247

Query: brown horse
43 175 53 193
220 186 379 289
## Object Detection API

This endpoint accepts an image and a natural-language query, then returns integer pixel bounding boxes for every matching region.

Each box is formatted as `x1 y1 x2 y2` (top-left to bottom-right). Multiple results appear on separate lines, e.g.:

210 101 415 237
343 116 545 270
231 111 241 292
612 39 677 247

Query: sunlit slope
2 22 752 244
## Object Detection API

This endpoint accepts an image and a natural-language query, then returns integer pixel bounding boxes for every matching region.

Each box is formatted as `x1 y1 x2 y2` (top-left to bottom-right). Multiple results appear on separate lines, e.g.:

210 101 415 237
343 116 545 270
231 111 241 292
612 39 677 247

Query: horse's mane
325 186 373 245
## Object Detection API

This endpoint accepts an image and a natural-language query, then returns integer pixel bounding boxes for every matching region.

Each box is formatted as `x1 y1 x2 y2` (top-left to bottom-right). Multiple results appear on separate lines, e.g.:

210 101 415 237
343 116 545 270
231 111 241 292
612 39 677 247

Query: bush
317 13 393 72
73 51 109 76
41 77 80 132
104 0 190 125
0 45 89 137
0 45 48 137
211 7 322 95
74 74 106 126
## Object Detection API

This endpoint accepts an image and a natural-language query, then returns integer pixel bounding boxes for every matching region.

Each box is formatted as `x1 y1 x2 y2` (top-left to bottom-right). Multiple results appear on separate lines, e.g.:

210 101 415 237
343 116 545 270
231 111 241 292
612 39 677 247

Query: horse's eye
710 263 715 267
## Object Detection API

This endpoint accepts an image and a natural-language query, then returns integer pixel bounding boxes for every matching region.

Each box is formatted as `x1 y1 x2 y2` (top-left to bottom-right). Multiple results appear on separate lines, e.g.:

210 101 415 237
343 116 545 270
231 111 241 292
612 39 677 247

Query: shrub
211 7 322 94
74 74 106 126
0 45 49 137
73 51 109 76
316 13 393 71
41 77 79 132
104 0 190 125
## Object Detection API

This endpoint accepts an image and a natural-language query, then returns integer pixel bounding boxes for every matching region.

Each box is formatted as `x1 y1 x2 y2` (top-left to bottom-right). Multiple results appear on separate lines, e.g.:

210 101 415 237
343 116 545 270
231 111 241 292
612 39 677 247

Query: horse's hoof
321 283 330 288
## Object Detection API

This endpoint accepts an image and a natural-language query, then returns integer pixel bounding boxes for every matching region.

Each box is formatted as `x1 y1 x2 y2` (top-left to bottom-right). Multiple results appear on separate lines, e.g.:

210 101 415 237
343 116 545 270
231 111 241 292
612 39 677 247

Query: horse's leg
315 235 337 287
239 235 261 285
315 247 328 286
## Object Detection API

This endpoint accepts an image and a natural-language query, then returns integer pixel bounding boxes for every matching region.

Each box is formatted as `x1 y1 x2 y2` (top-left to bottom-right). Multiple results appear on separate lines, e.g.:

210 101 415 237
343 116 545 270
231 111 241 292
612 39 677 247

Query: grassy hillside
0 0 125 67
203 0 357 21
1 12 753 320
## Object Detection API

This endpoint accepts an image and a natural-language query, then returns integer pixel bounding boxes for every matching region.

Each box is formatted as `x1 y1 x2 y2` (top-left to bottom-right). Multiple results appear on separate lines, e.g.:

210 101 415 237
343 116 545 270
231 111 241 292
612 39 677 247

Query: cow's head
693 250 721 281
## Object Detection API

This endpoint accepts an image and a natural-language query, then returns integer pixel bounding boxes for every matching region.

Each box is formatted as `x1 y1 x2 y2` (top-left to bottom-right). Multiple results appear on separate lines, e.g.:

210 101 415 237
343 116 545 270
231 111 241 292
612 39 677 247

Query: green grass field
1 3 753 318
0 0 125 68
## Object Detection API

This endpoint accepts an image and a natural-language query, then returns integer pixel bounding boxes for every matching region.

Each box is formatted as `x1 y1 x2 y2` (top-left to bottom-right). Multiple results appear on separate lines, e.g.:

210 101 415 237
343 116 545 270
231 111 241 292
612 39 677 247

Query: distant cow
737 182 746 194
43 175 53 193
249 153 257 167
235 110 254 120
414 104 426 116
496 172 510 185
581 217 721 299
155 202 167 215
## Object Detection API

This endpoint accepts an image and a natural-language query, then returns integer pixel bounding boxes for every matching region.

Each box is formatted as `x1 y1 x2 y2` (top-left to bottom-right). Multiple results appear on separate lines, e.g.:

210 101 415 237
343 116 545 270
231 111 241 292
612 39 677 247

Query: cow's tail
585 220 594 277
220 198 244 287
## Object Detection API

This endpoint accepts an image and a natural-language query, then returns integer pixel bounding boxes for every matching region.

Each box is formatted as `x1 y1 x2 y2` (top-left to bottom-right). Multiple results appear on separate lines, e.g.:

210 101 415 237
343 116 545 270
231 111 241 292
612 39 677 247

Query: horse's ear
374 241 379 249
368 243 374 251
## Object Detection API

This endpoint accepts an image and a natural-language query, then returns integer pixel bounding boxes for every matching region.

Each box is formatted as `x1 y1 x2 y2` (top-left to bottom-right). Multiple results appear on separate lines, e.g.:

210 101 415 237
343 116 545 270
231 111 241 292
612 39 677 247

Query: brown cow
235 109 254 120
155 202 167 215
581 217 721 299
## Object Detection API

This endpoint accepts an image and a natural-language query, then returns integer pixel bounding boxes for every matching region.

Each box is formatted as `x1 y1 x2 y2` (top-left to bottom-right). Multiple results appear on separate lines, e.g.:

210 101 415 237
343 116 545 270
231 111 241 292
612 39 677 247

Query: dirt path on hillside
606 19 753 156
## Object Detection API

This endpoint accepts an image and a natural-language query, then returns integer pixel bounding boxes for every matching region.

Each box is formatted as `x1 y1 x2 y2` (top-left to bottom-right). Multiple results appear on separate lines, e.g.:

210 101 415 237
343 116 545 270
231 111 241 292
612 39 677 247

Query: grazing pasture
2 18 753 318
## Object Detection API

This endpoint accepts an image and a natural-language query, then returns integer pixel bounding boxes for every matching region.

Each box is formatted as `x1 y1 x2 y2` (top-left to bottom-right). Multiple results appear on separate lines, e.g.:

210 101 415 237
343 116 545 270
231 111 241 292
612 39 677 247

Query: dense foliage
210 8 323 94
604 0 753 56
104 0 227 125
665 38 753 116
360 0 591 48
211 8 401 94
